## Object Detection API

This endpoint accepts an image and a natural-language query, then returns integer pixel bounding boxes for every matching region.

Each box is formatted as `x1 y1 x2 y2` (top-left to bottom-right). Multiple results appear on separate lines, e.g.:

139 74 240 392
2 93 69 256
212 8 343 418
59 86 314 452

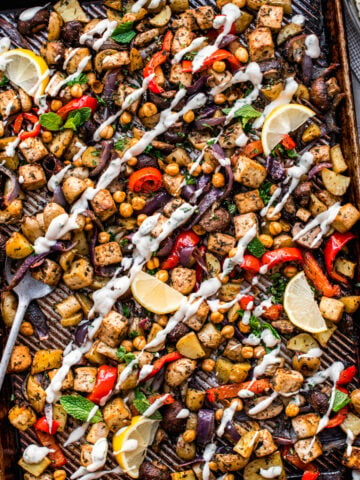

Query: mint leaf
0 76 9 87
185 172 196 185
133 389 162 420
247 237 266 258
63 107 92 130
39 112 63 131
222 104 261 127
333 389 351 413
116 346 136 365
60 395 103 423
111 22 136 43
65 73 88 87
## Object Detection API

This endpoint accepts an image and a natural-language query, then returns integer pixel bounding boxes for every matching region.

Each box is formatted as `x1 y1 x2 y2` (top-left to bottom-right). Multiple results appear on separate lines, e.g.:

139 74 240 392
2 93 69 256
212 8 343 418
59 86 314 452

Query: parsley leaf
222 104 261 127
115 138 129 151
0 76 9 87
259 180 272 205
133 389 162 420
224 201 237 215
65 73 88 86
63 107 92 130
60 395 103 423
111 22 136 44
122 304 130 318
129 330 139 339
286 148 298 159
247 237 266 258
266 273 289 304
116 346 136 365
249 316 280 341
39 112 63 131
185 172 196 185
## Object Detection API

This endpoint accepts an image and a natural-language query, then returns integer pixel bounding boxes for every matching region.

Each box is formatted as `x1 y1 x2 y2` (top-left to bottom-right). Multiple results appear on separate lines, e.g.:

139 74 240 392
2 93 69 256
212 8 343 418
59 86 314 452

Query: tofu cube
183 301 209 331
296 208 312 223
163 198 185 217
31 259 62 286
151 214 168 238
19 137 48 163
332 203 360 233
62 176 88 204
73 366 98 393
295 437 322 464
234 189 264 214
169 63 193 87
64 47 92 74
103 397 131 432
319 296 344 323
257 5 283 31
97 310 128 347
94 242 122 266
0 89 21 118
63 258 94 289
207 233 236 255
8 345 32 373
248 27 275 62
343 446 360 470
86 422 109 444
171 267 196 294
48 369 74 390
91 189 117 221
233 213 258 240
335 257 356 279
310 144 331 164
18 164 47 191
292 413 320 439
233 155 267 188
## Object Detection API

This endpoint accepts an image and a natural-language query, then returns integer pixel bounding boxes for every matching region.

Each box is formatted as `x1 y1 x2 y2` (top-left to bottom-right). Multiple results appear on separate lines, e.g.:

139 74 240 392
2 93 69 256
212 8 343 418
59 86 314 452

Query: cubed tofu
296 208 312 223
173 11 197 29
31 259 62 286
292 413 320 439
169 63 193 87
62 176 87 204
150 214 168 238
49 129 74 158
73 366 98 393
332 203 360 233
343 446 360 469
0 89 21 118
295 437 322 464
8 345 32 373
163 198 185 217
86 422 109 444
94 242 122 266
219 122 245 149
233 155 267 188
183 301 209 331
233 213 258 240
319 296 344 323
335 257 356 279
64 47 92 74
19 137 48 163
171 267 196 294
96 310 128 347
208 233 236 255
94 340 118 361
248 27 275 62
254 429 278 457
171 27 193 54
48 369 74 390
103 397 131 432
198 322 223 349
272 368 304 395
310 144 330 164
91 189 117 221
80 444 93 467
193 6 214 29
162 173 184 197
117 363 138 390
63 258 94 289
234 189 264 214
257 5 283 31
18 164 47 191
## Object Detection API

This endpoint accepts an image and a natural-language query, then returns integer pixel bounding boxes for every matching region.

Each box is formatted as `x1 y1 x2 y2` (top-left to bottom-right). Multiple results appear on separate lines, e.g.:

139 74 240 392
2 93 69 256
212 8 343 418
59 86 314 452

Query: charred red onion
6 253 49 291
197 409 215 447
25 301 49 341
0 164 20 207
307 162 332 179
90 141 112 178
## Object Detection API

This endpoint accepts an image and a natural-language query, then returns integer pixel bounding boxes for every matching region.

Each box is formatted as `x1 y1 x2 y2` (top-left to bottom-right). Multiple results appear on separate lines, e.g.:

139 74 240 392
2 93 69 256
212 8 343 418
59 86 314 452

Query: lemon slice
131 270 184 314
0 49 49 97
261 103 315 155
284 271 327 333
113 416 160 478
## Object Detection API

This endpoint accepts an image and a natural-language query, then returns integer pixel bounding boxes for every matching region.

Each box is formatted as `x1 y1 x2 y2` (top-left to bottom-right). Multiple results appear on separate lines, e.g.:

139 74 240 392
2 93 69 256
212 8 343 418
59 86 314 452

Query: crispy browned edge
0 1 359 479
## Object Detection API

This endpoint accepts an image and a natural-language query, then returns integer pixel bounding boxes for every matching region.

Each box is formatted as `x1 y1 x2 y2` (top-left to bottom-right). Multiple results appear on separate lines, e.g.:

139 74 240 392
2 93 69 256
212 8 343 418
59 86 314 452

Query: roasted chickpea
187 163 202 177
99 125 114 140
0 121 4 138
202 358 215 372
157 315 168 327
53 470 67 480
183 430 196 443
119 202 133 218
139 102 158 118
221 325 235 339
120 111 132 125
215 409 223 421
266 207 281 221
20 321 34 336
51 99 62 111
41 131 53 143
230 398 243 411
146 257 160 269
70 84 83 98
283 265 298 278
121 340 133 352
113 191 126 203
269 221 283 236
212 172 225 188
202 162 215 174
127 157 138 166
214 93 227 105
234 46 249 63
241 346 254 359
183 110 195 123
165 163 180 176
156 270 169 283
259 234 273 249
238 321 251 333
209 462 218 472
98 231 110 244
137 214 147 226
254 346 266 359
84 222 93 231
285 402 300 417
350 389 360 414
131 196 146 211
212 60 226 73
133 335 146 350
84 178 94 188
210 311 224 323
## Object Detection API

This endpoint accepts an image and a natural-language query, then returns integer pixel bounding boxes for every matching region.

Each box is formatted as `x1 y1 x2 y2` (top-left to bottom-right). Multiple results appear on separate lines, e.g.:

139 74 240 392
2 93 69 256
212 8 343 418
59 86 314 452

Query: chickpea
165 163 180 176
100 125 114 140
212 172 225 188
215 408 224 421
210 311 224 324
212 60 226 73
121 340 133 352
20 321 34 336
224 475 235 480
209 462 218 472
280 219 291 232
119 202 133 218
120 111 132 125
202 162 215 174
137 214 147 226
238 321 251 333
131 196 146 211
70 84 83 98
283 265 298 278
270 184 278 194
84 178 94 188
259 234 273 249
183 110 195 123
268 221 283 236
221 325 235 339
241 346 254 359
214 93 227 105
127 157 138 167
139 102 158 118
183 429 196 443
53 470 67 480
84 222 93 231
192 225 206 235
266 207 281 221
113 191 126 203
219 274 229 284
147 257 160 270
350 390 360 414
157 315 168 327
202 358 215 372
234 46 249 63
133 335 146 350
230 398 243 411
0 120 4 138
285 402 300 418
98 231 110 244
50 99 62 111
187 163 202 177
254 346 266 359
156 269 169 283
42 131 53 143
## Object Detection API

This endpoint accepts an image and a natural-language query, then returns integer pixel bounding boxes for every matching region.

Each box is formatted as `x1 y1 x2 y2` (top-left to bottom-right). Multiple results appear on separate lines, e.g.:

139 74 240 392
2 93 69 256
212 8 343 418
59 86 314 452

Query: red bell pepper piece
182 49 241 73
87 365 117 404
325 406 348 428
303 250 341 298
206 379 271 402
281 134 296 150
13 113 24 134
241 254 261 273
337 365 357 385
261 247 303 270
262 304 283 321
17 113 41 140
181 59 193 73
282 446 318 472
140 351 184 382
56 95 98 120
149 393 175 405
302 472 320 480
36 431 66 468
240 295 254 310
243 140 264 158
162 31 173 52
34 416 60 435
144 50 169 94
324 232 356 284
128 167 163 193
162 231 200 270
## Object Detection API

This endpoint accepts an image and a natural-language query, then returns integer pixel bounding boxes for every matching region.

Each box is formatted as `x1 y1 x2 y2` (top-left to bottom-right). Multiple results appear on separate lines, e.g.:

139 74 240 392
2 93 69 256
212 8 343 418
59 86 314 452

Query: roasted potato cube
43 202 66 230
233 155 267 188
248 27 275 62
21 215 45 243
53 0 89 22
5 232 33 259
52 403 67 432
146 323 165 352
63 258 94 289
215 452 248 473
94 340 118 361
31 258 62 286
219 122 246 149
62 176 87 204
332 203 360 233
32 349 62 374
162 173 185 197
340 296 360 314
233 213 258 240
234 430 260 458
94 242 122 266
8 345 32 373
193 6 214 29
95 50 130 72
171 471 196 480
321 168 350 196
341 413 360 437
254 429 278 457
296 207 312 223
343 446 360 469
234 10 253 33
319 296 344 323
73 366 98 393
171 267 196 294
49 129 74 158
91 189 117 221
169 0 189 12
18 164 46 191
165 147 191 166
103 397 131 432
64 47 91 74
257 5 283 31
48 368 74 390
86 421 109 444
313 320 337 347
273 368 304 394
244 451 286 480
295 437 322 463
185 388 205 411
207 233 236 255
183 301 209 331
55 295 82 319
96 310 128 347
176 332 206 359
18 457 51 477
234 189 264 214
292 413 320 439
26 375 46 413
198 322 223 349
8 405 36 431
335 257 356 279
165 358 197 387
223 339 243 361
331 144 348 173
19 137 48 163
0 89 21 118
302 123 321 143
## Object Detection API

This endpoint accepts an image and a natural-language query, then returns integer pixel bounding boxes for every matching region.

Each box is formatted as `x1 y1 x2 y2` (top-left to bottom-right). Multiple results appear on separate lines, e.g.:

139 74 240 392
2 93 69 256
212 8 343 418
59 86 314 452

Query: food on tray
0 0 359 478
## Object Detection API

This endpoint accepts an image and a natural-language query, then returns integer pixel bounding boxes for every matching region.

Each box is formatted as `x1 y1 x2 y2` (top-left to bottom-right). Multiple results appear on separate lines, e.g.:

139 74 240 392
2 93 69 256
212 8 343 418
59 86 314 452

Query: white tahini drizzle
248 391 278 415
298 348 323 359
216 401 238 437
19 5 46 21
80 20 118 51
176 408 190 419
221 224 257 277
142 394 170 418
45 56 91 96
47 165 72 192
211 61 263 96
202 444 217 480
63 48 80 70
33 213 80 254
23 445 52 464
64 405 99 447
0 37 10 53
292 14 305 26
172 37 207 64
305 34 321 59
259 466 282 479
346 429 355 456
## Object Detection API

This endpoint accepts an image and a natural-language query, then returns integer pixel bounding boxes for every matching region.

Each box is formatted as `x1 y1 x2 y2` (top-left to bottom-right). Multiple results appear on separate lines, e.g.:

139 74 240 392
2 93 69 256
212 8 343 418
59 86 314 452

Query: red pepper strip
34 416 60 435
182 49 241 73
13 113 24 134
128 167 163 193
162 31 173 52
262 304 283 321
19 123 41 140
337 365 357 385
261 247 303 270
56 95 98 120
302 250 341 298
181 60 193 73
241 254 261 273
149 393 175 405
302 472 320 480
281 134 296 150
239 295 254 310
161 231 200 270
207 19 237 40
243 140 264 158
17 112 41 140
206 379 271 402
324 232 356 284
36 431 66 468
87 365 117 404
325 406 348 428
282 446 318 472
140 351 184 382
144 50 168 94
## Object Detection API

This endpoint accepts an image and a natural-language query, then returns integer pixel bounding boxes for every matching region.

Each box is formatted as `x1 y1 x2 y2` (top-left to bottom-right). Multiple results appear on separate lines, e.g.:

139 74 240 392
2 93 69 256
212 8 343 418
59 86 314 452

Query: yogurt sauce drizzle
305 34 321 59
71 438 108 479
33 212 80 254
259 466 282 479
202 443 217 480
23 445 53 464
172 37 207 64
80 20 118 51
19 5 46 21
216 401 238 437
0 37 10 53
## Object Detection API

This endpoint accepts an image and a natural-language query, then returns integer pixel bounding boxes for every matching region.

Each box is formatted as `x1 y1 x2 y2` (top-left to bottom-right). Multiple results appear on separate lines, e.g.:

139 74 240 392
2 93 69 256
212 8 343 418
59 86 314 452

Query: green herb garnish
65 73 88 86
39 112 64 131
133 388 162 420
332 389 351 412
247 237 266 258
259 180 273 205
60 395 103 423
111 22 136 44
63 107 92 130
222 104 261 127
185 172 197 185
116 346 136 365
267 273 289 304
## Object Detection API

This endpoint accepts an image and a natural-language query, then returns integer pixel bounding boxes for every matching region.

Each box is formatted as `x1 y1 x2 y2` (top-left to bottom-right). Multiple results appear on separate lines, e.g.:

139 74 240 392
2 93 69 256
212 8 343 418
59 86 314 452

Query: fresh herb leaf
147 269 157 275
63 107 92 131
222 104 261 127
249 316 280 340
96 96 107 106
65 73 88 87
185 172 196 185
133 388 162 420
120 238 129 247
111 22 136 44
39 112 63 131
0 76 9 87
91 150 100 156
129 330 139 339
332 389 351 412
267 273 289 304
247 237 266 258
206 138 216 145
286 148 298 159
115 138 129 151
122 304 130 318
60 395 103 423
116 346 136 365
259 180 272 205
145 145 153 154
224 201 237 215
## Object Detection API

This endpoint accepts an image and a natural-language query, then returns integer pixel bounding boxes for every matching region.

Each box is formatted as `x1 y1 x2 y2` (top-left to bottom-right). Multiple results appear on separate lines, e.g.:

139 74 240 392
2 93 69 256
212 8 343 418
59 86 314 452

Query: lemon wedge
0 49 49 97
113 416 159 478
261 103 315 155
131 270 184 314
284 271 327 333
